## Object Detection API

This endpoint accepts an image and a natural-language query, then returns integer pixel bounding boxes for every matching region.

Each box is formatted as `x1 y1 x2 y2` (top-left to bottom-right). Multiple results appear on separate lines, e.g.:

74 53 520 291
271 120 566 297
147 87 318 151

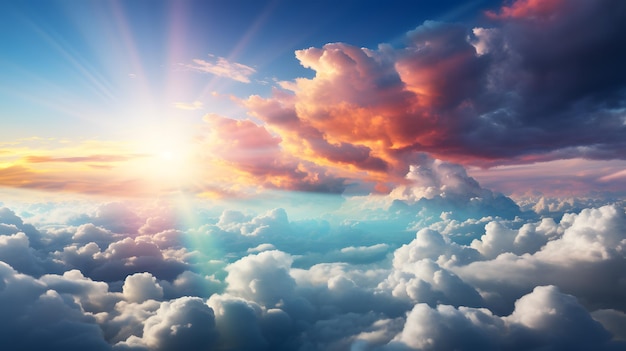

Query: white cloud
123 273 164 303
390 285 616 351
187 55 256 83
117 297 219 351
248 243 276 253
225 250 295 307
1 171 625 350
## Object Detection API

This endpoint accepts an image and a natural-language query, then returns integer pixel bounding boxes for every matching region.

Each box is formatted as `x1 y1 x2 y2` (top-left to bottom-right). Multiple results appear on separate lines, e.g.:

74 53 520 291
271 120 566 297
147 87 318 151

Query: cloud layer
1 158 625 350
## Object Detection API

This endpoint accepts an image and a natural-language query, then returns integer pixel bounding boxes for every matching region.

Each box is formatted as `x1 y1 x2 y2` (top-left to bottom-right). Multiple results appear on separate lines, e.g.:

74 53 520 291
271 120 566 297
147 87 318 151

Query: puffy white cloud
118 297 219 351
382 258 483 308
105 299 161 344
0 174 625 350
0 206 44 247
0 231 47 275
390 285 619 351
123 273 164 303
41 269 121 312
218 208 290 237
73 223 119 249
225 250 295 307
456 204 626 313
391 160 486 201
392 228 480 268
470 218 559 258
0 262 112 350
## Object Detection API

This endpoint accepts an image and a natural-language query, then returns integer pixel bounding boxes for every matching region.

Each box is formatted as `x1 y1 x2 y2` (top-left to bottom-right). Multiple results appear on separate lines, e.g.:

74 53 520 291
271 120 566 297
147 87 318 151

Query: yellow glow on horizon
0 131 206 198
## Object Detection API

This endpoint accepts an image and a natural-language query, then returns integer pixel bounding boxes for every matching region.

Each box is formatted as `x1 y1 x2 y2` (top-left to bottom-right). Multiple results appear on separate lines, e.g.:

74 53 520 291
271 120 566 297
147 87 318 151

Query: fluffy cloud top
1 162 625 350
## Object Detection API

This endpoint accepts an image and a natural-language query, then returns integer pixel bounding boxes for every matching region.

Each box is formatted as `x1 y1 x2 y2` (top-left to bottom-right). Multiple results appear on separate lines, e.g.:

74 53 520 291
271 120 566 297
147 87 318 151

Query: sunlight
160 150 174 161
126 121 199 193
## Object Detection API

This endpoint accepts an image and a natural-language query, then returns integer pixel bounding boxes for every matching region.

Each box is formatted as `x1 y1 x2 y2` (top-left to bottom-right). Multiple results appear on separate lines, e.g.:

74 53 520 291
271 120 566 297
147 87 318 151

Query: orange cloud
235 0 626 188
24 154 142 163
199 113 348 193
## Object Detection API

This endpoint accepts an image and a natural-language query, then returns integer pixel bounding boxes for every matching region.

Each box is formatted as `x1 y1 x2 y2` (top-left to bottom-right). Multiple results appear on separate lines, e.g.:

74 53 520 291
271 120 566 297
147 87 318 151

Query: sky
1 0 626 350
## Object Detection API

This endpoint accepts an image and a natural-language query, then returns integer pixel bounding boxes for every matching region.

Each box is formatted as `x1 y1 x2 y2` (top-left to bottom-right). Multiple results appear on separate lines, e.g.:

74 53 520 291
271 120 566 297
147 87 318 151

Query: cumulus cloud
116 296 219 351
455 204 626 314
390 285 616 351
1 184 626 350
199 113 348 193
123 273 164 303
0 262 112 350
210 0 626 196
224 250 295 307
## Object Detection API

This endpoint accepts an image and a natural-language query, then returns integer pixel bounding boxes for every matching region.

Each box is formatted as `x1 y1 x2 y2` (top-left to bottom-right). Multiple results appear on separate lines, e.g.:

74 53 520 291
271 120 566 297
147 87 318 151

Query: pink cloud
232 0 626 194
486 0 566 20
199 114 347 193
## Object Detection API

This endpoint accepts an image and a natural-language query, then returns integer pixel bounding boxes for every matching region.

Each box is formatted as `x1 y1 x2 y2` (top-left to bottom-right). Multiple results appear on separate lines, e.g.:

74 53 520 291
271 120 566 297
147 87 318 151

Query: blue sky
0 0 500 137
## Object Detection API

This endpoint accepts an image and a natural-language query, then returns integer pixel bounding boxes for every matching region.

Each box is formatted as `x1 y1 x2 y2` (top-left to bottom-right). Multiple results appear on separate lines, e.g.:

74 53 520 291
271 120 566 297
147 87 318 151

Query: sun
125 125 200 193
160 150 174 161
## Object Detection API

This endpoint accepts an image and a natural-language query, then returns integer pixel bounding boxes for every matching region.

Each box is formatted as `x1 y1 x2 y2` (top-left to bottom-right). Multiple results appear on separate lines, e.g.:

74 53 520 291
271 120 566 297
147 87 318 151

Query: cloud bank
1 158 625 350
200 0 626 194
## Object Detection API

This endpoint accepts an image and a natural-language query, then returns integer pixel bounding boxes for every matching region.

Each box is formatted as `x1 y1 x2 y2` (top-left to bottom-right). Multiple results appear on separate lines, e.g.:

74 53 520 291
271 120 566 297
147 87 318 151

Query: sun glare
125 124 199 193
160 150 174 161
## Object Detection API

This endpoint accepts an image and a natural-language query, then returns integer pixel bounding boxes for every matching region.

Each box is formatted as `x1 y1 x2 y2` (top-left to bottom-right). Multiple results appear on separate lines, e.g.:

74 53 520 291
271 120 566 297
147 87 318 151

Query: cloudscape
1 0 625 350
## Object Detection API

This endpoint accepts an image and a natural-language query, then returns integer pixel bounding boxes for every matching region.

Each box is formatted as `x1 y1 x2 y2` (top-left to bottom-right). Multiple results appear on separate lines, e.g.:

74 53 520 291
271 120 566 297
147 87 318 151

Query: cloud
199 113 348 193
486 0 566 20
4 1 624 198
187 55 256 83
0 139 173 197
117 297 219 351
390 285 615 351
233 0 626 195
24 155 140 163
455 204 626 314
123 273 164 303
1 1 625 348
0 262 113 351
1 183 626 350
224 250 295 307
